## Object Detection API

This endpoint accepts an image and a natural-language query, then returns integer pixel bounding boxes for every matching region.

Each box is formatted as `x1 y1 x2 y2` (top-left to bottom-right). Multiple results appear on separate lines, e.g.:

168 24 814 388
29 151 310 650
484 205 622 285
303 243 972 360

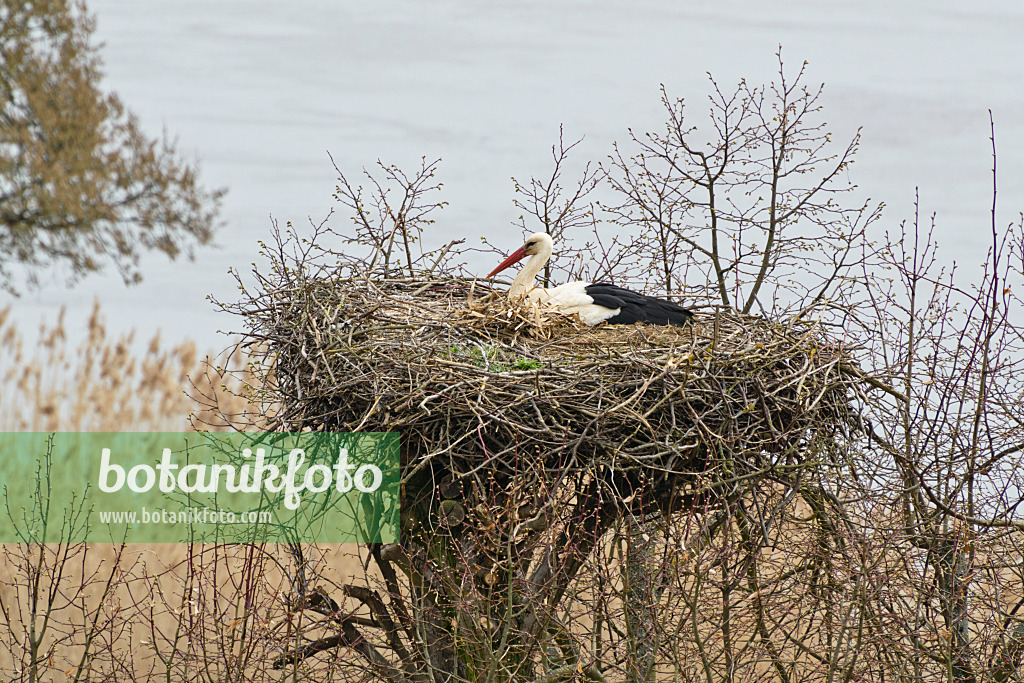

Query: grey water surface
5 0 1024 350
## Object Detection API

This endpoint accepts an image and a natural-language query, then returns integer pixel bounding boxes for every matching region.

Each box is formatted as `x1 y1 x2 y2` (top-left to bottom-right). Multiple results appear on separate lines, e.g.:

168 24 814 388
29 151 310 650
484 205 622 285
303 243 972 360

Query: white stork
486 232 693 327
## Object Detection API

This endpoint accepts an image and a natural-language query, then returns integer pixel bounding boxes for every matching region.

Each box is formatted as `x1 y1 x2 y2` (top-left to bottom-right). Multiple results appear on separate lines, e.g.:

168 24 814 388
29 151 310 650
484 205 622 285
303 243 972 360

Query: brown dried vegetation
0 304 372 682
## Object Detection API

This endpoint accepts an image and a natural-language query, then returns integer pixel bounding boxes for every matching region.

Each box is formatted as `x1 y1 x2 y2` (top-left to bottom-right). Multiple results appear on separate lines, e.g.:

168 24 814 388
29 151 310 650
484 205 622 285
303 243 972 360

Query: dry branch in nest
244 273 862 527
234 267 868 674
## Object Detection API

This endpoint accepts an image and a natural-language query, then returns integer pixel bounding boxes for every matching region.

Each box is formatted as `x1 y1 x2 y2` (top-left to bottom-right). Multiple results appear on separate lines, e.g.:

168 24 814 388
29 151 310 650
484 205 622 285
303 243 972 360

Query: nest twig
241 274 861 516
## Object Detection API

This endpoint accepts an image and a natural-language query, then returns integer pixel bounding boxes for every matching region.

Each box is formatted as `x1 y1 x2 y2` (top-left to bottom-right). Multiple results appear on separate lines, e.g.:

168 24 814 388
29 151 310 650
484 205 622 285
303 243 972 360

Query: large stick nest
246 274 862 517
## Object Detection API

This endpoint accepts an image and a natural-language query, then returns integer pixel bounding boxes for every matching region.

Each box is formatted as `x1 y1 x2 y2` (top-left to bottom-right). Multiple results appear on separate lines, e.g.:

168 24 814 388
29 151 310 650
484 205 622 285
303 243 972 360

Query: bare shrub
0 301 253 431
0 304 307 682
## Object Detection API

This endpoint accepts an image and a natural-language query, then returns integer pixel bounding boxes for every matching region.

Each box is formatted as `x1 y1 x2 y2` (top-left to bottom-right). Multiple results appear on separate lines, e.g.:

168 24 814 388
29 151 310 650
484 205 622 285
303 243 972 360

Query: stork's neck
509 240 552 297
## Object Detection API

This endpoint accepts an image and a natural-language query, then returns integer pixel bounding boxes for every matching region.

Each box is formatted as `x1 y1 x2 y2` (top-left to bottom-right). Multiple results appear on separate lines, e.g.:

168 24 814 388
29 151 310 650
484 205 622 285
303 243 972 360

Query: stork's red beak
486 246 528 278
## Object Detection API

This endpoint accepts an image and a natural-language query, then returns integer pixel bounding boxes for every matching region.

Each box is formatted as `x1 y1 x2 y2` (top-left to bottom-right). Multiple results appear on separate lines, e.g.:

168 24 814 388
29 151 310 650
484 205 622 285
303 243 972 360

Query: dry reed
0 301 252 431
0 303 367 681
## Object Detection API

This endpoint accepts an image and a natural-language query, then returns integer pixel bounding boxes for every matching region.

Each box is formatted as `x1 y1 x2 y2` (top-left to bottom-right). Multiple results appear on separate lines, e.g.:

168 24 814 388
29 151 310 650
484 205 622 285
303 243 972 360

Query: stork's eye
526 241 536 248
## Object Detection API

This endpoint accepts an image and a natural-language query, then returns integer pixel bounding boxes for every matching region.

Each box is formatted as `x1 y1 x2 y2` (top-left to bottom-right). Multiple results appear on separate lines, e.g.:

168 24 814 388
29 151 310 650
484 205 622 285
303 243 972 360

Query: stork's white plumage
486 233 693 327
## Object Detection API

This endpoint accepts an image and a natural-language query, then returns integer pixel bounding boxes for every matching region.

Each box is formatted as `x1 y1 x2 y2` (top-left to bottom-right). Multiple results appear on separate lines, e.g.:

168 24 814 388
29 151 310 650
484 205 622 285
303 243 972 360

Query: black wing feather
585 283 693 327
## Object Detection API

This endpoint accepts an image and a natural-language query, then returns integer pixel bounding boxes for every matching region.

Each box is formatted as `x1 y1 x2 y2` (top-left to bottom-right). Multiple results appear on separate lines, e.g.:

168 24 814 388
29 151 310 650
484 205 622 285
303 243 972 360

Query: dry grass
0 301 251 431
0 303 366 682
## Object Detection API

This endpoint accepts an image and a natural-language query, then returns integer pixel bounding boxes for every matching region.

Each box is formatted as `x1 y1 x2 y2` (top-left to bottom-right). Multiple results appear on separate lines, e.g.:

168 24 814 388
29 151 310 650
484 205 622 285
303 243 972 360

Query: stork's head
486 232 553 278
